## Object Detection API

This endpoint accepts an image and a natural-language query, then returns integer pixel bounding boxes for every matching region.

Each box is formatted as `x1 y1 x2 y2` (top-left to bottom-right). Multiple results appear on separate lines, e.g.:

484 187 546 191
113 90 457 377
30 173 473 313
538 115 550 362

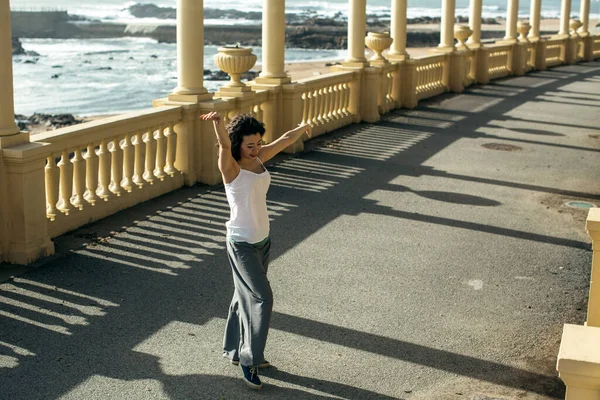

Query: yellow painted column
257 0 290 83
0 0 20 137
558 0 572 36
466 0 483 47
503 0 519 42
439 0 457 51
388 0 409 60
345 0 369 65
169 0 210 101
528 0 542 40
580 0 590 35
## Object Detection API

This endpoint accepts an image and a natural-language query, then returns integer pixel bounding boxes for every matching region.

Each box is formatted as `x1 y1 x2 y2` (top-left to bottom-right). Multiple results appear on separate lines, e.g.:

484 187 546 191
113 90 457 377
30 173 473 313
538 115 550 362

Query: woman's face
240 133 263 161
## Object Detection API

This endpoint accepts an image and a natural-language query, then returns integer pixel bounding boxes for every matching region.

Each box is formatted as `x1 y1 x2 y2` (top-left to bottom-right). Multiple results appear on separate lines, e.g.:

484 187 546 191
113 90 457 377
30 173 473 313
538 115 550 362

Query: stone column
344 0 369 65
558 0 572 36
256 0 290 84
388 0 409 60
169 0 210 102
528 0 542 40
580 0 590 35
466 0 483 47
0 0 20 137
504 0 519 42
439 0 457 51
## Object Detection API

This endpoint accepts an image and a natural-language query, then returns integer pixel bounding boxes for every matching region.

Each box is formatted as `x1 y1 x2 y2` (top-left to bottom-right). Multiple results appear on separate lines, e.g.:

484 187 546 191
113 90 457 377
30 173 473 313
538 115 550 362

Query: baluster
143 129 157 185
109 137 123 196
57 150 73 215
132 131 146 188
154 126 167 181
45 155 59 221
324 86 333 122
340 83 347 119
97 139 112 201
313 89 321 125
71 147 86 210
84 144 99 205
320 88 327 123
331 84 339 120
305 91 313 126
301 92 309 125
121 133 134 192
164 123 177 177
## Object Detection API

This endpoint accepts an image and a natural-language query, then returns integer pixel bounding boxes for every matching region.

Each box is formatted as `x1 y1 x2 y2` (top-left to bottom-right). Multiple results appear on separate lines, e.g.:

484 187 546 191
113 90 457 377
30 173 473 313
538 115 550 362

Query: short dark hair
226 114 266 161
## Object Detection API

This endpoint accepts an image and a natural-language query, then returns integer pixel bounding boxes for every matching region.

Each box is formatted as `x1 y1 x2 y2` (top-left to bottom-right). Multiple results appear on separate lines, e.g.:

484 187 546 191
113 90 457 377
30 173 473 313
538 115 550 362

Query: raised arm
200 112 240 184
258 123 312 163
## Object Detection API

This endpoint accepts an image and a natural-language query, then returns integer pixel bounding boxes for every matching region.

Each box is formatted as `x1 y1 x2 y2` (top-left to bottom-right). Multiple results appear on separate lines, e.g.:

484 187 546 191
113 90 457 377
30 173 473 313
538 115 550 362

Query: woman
200 111 312 389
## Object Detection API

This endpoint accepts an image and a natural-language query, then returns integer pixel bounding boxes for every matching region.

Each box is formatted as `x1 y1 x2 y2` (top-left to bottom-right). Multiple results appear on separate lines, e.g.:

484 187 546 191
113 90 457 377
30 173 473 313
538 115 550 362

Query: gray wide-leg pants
223 237 272 367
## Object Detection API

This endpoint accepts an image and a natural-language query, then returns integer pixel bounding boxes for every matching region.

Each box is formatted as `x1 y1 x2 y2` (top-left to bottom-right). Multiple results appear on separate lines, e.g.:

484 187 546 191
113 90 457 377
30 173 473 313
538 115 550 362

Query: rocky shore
14 113 84 132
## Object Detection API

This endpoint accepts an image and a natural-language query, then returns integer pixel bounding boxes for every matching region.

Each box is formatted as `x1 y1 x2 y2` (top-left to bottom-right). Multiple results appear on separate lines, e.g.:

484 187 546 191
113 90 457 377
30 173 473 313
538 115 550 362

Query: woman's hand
200 111 221 124
298 123 312 139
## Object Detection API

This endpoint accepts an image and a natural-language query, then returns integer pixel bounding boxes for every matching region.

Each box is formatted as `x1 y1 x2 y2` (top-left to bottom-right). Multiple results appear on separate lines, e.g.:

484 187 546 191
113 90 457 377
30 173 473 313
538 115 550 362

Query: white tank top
224 158 271 244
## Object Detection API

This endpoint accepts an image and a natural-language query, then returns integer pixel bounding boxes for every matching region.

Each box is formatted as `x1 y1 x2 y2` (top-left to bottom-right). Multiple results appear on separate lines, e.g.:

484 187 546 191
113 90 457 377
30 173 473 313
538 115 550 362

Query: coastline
11 9 598 134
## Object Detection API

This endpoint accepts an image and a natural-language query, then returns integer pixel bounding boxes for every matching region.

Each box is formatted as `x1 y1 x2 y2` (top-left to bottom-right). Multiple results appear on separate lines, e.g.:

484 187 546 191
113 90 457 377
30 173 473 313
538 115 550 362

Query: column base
167 93 214 103
388 52 409 61
214 89 257 99
0 125 21 138
342 60 370 68
432 45 455 53
0 131 30 149
552 33 570 40
255 76 291 85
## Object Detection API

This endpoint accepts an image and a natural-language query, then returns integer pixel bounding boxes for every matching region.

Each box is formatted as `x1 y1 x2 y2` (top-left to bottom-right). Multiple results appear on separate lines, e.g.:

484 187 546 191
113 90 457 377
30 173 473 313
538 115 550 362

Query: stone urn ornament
365 32 393 65
213 45 257 93
569 19 582 35
454 24 473 49
517 21 531 42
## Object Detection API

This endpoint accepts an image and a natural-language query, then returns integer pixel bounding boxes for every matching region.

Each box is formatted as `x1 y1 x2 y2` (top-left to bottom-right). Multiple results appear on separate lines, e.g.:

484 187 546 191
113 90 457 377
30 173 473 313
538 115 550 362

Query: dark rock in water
150 54 158 58
96 67 112 70
128 3 176 19
24 59 37 64
28 113 83 129
51 74 61 79
52 65 63 68
12 37 25 55
483 18 501 25
83 60 92 64
25 50 40 56
108 57 114 60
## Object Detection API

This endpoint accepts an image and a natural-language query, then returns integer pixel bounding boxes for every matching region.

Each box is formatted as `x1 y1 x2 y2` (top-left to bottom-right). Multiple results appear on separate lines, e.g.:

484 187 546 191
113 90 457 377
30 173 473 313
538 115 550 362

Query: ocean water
10 0 599 116
13 38 345 116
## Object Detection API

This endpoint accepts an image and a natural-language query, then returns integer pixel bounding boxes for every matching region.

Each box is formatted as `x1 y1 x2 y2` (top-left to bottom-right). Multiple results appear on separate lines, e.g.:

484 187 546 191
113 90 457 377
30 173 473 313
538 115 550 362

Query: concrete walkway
1 62 599 400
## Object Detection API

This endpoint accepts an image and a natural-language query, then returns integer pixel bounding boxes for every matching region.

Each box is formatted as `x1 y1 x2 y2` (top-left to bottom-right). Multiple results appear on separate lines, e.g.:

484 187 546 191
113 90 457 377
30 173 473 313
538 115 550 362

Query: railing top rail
295 70 356 86
413 53 447 64
31 105 183 153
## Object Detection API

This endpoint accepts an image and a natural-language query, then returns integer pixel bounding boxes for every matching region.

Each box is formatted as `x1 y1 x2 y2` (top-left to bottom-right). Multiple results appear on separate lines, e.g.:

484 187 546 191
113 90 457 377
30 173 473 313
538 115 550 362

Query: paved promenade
1 62 599 400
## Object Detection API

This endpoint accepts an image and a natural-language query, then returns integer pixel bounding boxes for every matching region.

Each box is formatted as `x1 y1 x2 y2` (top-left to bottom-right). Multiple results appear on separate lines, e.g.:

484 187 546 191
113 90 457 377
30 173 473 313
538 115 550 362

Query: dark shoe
232 359 270 368
240 364 262 389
